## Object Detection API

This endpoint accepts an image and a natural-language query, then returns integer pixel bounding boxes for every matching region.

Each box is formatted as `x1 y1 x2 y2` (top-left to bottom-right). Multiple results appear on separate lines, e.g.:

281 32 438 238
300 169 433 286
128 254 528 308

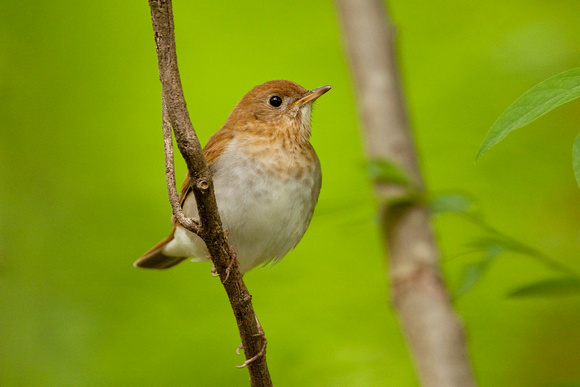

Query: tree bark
147 1 272 385
335 1 476 386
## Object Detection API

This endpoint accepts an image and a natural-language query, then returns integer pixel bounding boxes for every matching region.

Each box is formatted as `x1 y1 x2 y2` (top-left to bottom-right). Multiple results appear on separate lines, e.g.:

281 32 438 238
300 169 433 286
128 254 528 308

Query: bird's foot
210 257 236 283
222 257 236 283
210 229 236 283
236 318 267 368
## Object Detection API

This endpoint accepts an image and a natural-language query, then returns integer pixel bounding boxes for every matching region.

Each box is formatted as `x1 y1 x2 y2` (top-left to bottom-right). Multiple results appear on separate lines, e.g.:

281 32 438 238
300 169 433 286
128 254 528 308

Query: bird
134 80 331 274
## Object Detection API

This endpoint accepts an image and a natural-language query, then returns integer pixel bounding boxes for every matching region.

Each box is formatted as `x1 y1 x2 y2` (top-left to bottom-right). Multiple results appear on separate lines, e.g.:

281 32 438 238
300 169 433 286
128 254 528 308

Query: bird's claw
222 254 238 284
210 229 236 283
236 318 267 368
223 262 232 283
236 337 267 368
211 257 235 282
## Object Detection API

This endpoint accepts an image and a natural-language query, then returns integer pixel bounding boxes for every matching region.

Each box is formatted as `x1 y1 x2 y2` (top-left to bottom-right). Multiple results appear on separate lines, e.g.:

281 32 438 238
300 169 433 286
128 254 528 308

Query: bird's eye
269 96 282 107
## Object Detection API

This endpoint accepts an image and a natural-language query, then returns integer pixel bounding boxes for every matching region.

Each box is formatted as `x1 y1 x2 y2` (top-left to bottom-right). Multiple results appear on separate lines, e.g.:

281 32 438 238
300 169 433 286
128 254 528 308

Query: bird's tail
134 232 187 269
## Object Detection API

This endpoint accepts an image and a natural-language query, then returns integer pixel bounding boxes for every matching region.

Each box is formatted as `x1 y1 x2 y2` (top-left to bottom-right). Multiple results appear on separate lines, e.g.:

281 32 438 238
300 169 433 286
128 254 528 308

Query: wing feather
134 127 234 270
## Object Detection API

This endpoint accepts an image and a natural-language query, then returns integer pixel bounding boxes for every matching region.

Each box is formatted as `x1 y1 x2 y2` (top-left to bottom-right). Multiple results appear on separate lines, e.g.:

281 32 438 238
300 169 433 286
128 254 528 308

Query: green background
1 1 579 386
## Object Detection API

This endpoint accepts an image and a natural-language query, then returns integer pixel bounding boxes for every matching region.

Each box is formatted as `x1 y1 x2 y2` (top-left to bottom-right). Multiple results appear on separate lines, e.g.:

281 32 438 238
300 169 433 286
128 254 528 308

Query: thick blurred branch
335 0 476 386
148 1 272 385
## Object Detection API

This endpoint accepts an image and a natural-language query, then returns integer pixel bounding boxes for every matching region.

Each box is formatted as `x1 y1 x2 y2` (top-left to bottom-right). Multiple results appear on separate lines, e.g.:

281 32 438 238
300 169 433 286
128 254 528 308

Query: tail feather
134 232 187 270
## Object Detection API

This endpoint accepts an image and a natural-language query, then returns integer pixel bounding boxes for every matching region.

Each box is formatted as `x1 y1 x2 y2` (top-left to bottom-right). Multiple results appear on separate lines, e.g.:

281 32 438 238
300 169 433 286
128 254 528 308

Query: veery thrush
135 80 331 274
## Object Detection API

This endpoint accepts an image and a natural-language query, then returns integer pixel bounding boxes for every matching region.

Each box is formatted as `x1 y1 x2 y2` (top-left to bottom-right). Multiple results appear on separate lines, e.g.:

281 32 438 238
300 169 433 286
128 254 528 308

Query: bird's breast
205 136 321 271
210 136 321 216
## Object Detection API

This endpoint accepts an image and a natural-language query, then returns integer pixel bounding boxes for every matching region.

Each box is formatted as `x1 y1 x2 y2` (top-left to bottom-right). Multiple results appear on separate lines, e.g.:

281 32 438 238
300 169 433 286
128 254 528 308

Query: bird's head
225 80 332 144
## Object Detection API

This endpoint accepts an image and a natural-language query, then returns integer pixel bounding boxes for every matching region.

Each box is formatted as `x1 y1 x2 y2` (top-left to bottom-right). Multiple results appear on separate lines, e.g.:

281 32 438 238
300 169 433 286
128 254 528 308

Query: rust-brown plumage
135 80 331 273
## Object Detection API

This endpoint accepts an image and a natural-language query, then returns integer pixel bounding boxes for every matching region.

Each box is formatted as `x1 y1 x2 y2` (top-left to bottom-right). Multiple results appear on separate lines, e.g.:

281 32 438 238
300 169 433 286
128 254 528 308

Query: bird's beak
291 85 332 109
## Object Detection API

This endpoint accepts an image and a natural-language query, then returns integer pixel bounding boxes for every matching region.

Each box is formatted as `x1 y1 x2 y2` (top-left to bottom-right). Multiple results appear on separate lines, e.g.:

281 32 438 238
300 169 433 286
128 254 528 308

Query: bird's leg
209 229 236 282
211 260 235 281
212 251 236 283
222 252 236 284
221 229 238 284
236 317 267 368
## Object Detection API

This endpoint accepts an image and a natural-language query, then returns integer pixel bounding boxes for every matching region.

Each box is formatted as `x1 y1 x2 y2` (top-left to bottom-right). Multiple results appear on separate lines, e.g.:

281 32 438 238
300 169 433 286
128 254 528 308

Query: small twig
148 1 272 385
161 95 200 234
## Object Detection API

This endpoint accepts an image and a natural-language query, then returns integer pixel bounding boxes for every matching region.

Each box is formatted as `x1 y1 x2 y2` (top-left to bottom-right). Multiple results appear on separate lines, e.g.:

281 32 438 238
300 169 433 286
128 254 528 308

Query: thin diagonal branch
148 1 272 385
335 0 476 386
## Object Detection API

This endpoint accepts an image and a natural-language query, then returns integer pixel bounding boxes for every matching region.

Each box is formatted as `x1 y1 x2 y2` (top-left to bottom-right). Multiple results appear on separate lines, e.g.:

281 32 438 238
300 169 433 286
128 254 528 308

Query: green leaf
455 258 493 297
469 236 543 259
430 193 474 216
454 241 504 297
574 134 580 187
366 158 410 185
477 68 580 160
508 277 580 298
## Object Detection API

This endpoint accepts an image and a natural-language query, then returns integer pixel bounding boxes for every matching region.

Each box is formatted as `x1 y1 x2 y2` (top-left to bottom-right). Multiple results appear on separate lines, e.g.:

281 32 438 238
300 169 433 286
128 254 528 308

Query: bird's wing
178 127 235 207
134 127 235 270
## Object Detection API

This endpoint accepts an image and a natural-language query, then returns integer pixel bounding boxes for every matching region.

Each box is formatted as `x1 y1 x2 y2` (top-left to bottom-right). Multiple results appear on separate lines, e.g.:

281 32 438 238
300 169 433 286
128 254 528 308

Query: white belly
162 143 321 274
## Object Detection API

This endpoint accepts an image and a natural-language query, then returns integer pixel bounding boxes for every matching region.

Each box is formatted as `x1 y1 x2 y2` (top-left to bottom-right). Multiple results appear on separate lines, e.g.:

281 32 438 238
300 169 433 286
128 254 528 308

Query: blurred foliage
474 66 580 298
1 1 580 386
366 158 411 186
430 193 580 298
508 277 580 298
